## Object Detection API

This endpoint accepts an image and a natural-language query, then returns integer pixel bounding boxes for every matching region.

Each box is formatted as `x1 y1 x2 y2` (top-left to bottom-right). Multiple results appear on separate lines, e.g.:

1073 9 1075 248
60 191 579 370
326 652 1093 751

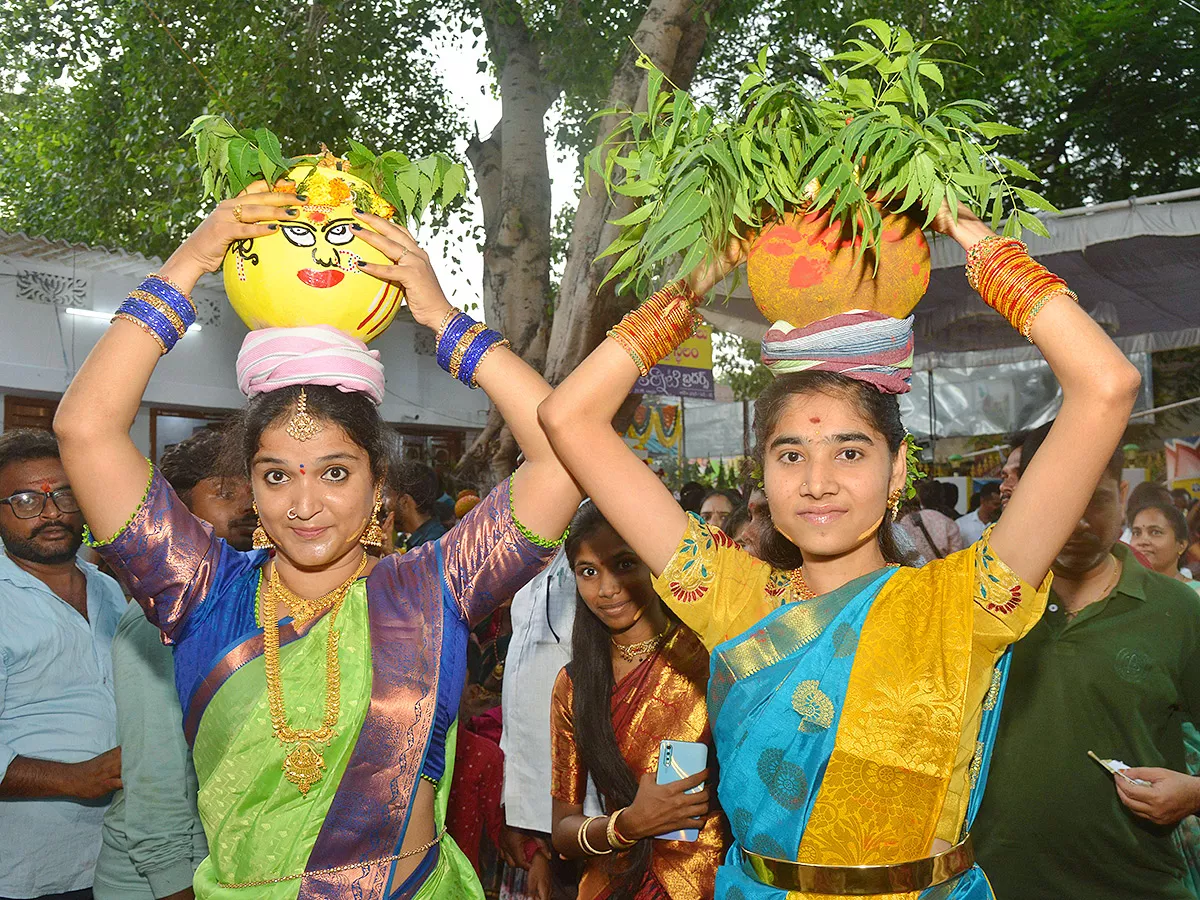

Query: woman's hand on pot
925 198 992 249
351 212 453 330
617 770 710 840
684 239 746 299
159 183 299 291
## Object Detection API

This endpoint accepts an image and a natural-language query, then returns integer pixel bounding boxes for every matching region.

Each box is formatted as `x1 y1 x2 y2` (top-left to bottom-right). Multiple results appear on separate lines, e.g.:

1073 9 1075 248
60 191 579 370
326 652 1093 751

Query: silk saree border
181 581 311 745
715 568 893 684
299 551 444 898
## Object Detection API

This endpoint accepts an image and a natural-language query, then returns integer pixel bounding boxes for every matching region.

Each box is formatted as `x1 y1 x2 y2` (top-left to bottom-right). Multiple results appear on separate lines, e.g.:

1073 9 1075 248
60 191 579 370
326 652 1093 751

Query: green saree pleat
191 580 373 899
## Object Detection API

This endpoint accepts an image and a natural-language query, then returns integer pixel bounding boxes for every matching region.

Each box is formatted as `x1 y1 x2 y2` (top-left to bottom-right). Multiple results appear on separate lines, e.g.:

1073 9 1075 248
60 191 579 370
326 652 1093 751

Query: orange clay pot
745 205 930 327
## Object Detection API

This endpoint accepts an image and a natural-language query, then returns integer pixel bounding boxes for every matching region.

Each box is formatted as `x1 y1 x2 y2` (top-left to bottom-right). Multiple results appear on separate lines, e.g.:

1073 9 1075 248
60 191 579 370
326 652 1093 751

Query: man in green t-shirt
975 445 1200 900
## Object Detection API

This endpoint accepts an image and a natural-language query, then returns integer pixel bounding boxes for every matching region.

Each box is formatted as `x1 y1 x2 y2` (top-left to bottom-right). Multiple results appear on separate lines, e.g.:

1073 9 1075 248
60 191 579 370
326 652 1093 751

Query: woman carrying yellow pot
54 183 581 900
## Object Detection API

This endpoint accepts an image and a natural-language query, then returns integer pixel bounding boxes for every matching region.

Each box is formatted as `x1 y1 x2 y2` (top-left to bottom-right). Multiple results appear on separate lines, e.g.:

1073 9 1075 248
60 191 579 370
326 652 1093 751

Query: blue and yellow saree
653 516 1050 899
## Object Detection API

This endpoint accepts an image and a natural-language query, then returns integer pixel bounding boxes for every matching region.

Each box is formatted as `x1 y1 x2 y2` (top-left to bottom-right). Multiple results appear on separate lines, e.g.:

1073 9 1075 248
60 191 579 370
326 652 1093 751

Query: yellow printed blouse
651 515 1051 845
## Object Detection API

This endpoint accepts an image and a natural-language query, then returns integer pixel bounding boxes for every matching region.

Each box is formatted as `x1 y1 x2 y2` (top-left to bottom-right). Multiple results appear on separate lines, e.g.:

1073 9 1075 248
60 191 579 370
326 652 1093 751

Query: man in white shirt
501 549 603 898
959 482 1002 545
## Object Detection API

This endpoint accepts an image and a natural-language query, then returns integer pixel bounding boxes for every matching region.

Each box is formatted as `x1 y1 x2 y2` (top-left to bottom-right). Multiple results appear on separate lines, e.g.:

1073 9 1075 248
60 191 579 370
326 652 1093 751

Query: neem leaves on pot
589 21 1057 324
184 117 468 341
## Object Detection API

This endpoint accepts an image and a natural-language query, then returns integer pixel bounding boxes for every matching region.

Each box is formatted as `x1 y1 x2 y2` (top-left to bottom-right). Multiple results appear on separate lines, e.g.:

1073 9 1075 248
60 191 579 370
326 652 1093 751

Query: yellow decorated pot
223 165 404 342
745 206 930 326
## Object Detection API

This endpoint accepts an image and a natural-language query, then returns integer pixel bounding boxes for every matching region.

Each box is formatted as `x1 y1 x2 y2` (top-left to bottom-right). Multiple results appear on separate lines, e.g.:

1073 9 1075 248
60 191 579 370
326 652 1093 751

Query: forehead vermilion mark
809 417 821 424
308 211 327 223
40 481 52 492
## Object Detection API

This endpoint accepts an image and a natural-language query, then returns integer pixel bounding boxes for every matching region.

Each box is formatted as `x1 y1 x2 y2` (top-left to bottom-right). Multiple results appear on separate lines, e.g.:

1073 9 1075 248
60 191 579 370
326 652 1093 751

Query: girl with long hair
53 184 580 899
539 199 1141 899
550 502 728 900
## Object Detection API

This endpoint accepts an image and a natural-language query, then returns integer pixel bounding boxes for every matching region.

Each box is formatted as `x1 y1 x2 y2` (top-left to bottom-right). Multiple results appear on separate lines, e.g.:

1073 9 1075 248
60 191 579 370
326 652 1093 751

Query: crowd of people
1 177 1197 900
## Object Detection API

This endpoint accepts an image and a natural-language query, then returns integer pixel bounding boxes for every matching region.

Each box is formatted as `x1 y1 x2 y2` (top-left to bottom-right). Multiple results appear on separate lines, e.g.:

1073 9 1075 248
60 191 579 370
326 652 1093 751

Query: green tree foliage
704 0 1199 208
0 0 464 257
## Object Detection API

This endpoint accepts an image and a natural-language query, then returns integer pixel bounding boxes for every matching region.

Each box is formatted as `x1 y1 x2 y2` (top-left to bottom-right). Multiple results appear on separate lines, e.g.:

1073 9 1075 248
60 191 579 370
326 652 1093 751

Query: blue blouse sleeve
88 463 223 644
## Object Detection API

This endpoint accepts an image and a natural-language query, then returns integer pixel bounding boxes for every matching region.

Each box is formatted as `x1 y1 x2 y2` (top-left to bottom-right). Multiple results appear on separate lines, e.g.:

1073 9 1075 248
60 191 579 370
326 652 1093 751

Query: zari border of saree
181 570 322 744
742 834 975 895
715 568 895 682
297 547 445 898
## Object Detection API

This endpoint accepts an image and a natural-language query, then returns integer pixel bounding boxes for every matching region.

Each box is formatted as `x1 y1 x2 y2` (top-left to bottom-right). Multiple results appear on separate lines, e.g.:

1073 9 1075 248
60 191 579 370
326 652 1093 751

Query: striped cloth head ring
235 325 386 405
760 310 915 395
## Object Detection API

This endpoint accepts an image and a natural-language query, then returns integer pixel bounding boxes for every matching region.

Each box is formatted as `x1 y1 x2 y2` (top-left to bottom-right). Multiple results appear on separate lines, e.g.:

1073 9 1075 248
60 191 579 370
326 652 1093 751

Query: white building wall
0 240 490 439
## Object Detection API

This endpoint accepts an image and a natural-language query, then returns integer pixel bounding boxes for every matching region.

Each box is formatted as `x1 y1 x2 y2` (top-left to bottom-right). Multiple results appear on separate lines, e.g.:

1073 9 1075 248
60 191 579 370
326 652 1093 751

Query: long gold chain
259 553 367 795
216 827 446 889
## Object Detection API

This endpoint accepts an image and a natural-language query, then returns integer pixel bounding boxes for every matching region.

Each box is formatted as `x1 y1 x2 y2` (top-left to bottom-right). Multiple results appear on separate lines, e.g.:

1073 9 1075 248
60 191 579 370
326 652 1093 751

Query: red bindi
308 211 326 223
40 481 52 492
809 417 821 424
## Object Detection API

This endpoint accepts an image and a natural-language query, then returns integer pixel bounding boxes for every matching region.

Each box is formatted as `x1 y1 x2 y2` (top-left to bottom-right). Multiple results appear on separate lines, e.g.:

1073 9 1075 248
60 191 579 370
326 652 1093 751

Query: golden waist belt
741 834 975 895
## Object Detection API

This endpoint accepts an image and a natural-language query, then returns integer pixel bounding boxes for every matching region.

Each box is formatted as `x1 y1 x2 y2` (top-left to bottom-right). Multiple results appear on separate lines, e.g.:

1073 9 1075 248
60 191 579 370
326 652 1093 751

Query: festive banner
624 399 681 459
1166 437 1200 497
633 323 714 399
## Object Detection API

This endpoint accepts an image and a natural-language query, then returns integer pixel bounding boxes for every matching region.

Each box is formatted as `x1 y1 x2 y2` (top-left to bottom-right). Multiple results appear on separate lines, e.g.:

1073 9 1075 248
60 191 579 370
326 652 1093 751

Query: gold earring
360 488 385 549
888 488 904 522
251 501 274 550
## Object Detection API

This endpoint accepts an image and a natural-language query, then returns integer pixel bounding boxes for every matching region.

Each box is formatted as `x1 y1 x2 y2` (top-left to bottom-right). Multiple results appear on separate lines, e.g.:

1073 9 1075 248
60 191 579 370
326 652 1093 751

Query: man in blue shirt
0 428 126 900
94 430 254 900
392 461 446 550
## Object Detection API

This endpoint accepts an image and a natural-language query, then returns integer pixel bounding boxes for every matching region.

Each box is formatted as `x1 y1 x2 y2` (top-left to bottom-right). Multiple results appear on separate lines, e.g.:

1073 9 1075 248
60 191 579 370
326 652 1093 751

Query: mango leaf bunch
186 115 468 225
588 20 1056 297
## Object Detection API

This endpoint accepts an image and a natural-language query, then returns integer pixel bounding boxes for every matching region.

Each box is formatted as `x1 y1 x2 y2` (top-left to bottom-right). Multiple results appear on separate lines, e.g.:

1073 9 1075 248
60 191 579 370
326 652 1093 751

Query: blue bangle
116 298 181 352
457 329 505 387
138 277 196 329
436 313 474 372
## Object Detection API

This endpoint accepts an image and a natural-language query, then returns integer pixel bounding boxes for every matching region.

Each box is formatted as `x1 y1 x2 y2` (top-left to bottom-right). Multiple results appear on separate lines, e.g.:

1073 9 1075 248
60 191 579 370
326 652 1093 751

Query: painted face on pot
572 523 658 634
224 167 404 341
251 420 377 569
762 391 905 561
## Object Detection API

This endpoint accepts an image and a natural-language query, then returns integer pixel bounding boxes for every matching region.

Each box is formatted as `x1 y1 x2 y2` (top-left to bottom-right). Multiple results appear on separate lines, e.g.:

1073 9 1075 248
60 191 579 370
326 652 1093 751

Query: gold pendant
282 742 326 795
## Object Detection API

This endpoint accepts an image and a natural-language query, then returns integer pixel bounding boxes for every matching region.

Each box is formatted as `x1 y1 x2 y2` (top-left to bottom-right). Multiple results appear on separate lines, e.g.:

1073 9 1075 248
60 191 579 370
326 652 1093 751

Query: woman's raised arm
352 214 582 543
536 249 743 576
54 188 298 541
939 207 1142 585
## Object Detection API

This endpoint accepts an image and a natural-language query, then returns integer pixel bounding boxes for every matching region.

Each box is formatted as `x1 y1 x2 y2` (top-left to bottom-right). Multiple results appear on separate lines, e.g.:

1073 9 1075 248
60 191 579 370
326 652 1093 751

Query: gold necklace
269 554 367 625
612 623 673 662
789 567 816 601
259 553 367 795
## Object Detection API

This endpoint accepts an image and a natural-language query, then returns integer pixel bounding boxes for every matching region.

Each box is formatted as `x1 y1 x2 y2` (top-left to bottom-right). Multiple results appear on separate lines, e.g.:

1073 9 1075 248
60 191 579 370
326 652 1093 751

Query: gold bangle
147 272 196 314
607 808 637 849
578 816 612 856
470 338 510 388
449 323 486 382
435 307 461 342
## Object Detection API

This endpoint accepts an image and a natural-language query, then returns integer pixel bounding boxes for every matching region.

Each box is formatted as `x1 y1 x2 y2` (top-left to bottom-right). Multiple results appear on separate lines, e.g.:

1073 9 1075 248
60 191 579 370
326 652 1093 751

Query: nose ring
286 508 298 520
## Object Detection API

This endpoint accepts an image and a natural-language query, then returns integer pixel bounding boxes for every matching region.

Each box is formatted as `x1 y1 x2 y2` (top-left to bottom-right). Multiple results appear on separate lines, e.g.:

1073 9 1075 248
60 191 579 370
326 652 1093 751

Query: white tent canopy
701 188 1200 370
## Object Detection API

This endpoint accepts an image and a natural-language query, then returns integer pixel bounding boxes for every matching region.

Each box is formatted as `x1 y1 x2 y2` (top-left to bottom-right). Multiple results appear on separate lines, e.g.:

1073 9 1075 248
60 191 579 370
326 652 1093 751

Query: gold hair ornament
286 388 323 442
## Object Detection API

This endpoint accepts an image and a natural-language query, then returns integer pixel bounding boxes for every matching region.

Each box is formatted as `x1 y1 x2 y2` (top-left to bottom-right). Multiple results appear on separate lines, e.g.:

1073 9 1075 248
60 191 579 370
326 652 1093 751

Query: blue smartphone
654 739 708 841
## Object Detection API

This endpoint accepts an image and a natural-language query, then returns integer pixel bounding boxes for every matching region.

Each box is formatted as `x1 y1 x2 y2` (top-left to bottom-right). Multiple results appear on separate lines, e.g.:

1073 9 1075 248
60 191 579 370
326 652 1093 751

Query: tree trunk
544 0 721 387
462 0 556 485
460 0 720 485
